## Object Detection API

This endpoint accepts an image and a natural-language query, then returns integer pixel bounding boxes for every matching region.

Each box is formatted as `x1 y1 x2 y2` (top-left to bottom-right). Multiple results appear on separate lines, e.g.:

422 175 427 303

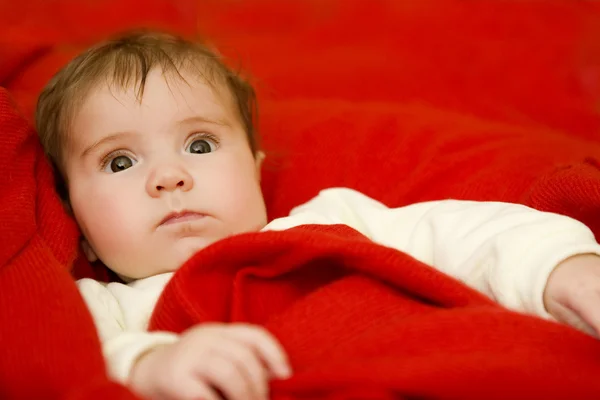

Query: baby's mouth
158 211 205 227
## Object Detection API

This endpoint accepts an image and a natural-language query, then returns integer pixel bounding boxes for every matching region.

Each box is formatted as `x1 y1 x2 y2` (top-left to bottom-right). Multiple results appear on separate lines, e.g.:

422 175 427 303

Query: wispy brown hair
35 29 259 188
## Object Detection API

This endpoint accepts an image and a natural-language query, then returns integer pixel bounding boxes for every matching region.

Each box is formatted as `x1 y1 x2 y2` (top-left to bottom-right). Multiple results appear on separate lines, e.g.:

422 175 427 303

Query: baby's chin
167 236 221 270
118 232 240 279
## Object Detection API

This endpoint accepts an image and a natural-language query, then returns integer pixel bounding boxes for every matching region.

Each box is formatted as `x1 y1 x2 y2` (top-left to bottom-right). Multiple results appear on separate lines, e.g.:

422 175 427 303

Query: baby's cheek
211 163 267 231
76 191 140 252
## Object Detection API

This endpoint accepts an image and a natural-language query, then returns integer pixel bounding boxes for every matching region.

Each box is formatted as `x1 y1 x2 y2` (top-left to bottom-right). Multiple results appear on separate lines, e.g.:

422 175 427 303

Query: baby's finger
200 354 256 400
225 325 292 379
569 292 600 338
215 339 269 400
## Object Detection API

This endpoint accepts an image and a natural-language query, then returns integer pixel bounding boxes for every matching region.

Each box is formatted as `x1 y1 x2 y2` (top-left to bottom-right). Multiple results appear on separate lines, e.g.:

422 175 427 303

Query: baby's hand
129 323 292 400
544 253 600 337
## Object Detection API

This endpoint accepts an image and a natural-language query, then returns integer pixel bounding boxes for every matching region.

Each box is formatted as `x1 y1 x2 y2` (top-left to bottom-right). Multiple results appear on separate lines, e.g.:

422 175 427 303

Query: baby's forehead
65 67 241 150
76 67 235 120
61 70 235 158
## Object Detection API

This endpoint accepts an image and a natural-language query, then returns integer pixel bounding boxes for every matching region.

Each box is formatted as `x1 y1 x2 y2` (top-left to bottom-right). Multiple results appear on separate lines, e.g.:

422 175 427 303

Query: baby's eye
187 137 217 154
103 154 136 173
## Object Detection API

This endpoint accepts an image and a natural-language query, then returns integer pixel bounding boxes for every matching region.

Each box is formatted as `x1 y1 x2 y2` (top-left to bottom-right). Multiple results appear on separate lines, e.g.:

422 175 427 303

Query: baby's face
63 68 267 279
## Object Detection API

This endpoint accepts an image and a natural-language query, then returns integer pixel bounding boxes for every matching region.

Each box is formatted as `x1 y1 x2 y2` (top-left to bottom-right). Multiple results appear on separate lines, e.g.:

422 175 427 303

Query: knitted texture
0 89 137 399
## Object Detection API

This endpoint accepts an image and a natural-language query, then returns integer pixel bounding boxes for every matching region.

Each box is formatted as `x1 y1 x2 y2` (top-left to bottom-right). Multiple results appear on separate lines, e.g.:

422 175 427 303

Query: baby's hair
35 29 259 197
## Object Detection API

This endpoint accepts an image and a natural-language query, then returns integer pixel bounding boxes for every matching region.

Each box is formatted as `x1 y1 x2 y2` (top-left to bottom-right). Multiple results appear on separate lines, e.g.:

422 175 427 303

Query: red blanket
0 89 134 399
3 0 600 141
2 0 600 398
150 224 600 399
5 84 600 398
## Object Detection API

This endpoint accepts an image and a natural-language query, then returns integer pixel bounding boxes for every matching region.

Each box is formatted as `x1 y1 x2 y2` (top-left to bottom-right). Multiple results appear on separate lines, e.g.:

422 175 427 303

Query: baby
35 30 600 400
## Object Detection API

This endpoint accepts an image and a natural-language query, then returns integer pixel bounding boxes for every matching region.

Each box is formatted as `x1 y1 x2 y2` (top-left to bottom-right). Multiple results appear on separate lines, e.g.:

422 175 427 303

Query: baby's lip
158 210 205 227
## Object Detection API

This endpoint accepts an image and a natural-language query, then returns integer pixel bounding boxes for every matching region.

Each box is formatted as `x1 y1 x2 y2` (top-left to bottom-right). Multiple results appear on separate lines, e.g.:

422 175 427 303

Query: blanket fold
150 224 600 400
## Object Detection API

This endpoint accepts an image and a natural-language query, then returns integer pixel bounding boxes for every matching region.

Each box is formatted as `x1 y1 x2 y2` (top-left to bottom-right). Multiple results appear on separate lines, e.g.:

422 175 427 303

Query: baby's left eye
187 138 217 154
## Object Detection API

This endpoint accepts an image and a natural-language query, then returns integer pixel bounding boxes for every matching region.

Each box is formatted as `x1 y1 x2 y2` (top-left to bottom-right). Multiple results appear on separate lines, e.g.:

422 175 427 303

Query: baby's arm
268 188 600 321
77 278 291 400
76 278 179 381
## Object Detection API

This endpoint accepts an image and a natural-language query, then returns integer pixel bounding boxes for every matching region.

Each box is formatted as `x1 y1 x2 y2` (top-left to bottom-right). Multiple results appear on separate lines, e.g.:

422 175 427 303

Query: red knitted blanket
2 1 600 397
5 79 600 397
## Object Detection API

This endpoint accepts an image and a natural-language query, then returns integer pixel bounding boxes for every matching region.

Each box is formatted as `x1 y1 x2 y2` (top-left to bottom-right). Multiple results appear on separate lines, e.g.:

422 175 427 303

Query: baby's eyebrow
81 131 137 158
176 115 228 127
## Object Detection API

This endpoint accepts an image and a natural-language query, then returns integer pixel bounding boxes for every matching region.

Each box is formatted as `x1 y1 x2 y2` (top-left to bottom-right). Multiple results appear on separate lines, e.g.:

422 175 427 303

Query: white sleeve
271 187 600 318
76 278 178 383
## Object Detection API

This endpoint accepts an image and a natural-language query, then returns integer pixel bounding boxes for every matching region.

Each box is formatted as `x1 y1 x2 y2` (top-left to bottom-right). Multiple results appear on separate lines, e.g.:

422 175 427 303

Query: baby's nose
146 165 193 197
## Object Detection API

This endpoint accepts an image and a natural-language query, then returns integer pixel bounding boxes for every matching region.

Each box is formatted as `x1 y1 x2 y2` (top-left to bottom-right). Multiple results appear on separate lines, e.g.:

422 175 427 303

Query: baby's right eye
102 153 137 173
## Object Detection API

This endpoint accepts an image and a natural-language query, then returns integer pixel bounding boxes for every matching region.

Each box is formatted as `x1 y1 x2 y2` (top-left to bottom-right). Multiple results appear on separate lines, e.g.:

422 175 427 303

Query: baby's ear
81 240 98 263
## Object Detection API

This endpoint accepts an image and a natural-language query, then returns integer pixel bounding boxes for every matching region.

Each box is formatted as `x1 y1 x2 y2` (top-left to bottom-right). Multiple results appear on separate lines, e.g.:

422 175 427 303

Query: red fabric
258 101 600 235
149 224 600 399
2 0 600 141
0 89 137 399
2 0 600 398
